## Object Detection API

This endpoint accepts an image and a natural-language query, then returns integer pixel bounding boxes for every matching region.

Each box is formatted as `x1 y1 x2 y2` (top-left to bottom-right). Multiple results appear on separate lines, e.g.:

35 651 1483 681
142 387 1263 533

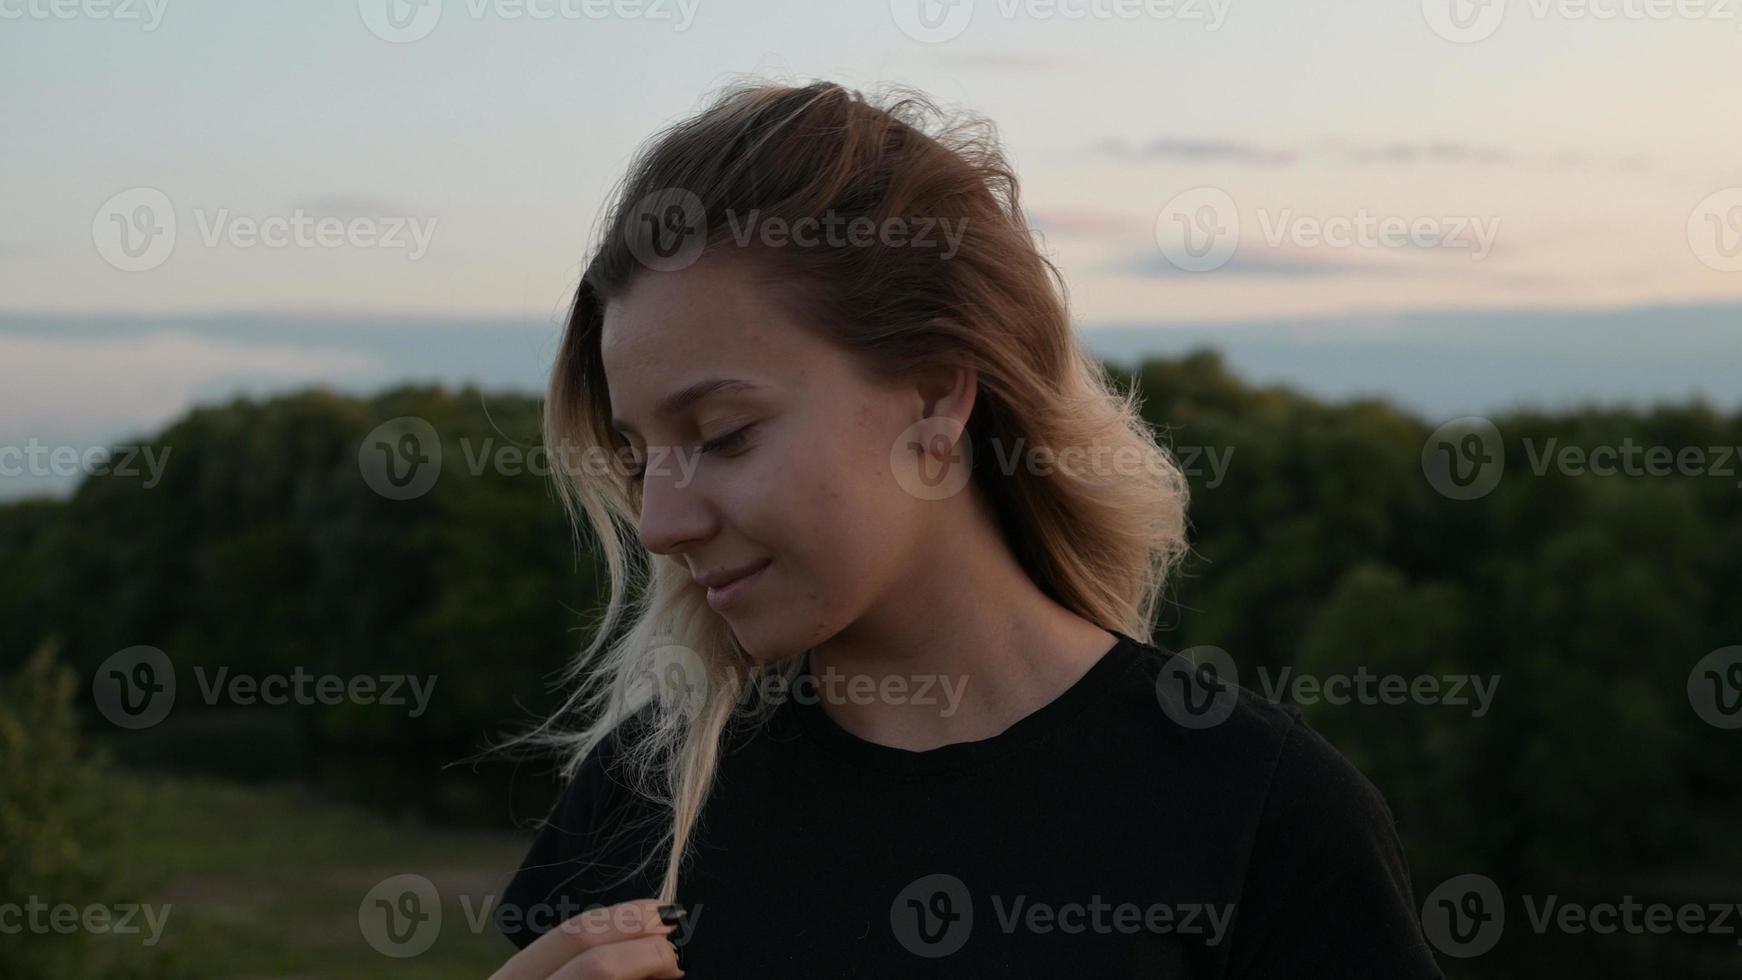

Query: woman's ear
890 353 979 503
913 352 977 427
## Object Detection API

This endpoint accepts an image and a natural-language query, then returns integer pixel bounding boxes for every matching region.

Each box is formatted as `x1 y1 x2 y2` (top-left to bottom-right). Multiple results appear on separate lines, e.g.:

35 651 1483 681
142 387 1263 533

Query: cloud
1317 138 1513 167
1028 207 1143 240
1109 248 1382 279
937 51 1077 71
1098 137 1299 167
291 194 424 220
1105 246 1476 280
1097 136 1649 173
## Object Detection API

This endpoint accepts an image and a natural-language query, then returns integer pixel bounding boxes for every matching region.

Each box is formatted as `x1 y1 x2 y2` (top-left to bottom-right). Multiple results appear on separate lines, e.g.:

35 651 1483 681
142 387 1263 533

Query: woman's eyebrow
610 376 763 436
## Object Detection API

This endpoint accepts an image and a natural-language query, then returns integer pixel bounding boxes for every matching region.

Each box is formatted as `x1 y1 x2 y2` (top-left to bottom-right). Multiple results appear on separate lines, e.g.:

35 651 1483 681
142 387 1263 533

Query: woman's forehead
601 265 844 388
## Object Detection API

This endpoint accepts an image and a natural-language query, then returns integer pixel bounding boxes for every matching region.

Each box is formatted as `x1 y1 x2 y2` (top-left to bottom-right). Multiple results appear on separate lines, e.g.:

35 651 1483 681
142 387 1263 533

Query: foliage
0 643 178 979
2 354 1739 897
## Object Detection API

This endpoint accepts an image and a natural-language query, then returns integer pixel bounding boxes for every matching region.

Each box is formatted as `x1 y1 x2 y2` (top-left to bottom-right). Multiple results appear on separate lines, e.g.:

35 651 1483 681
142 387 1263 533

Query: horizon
5 298 1739 501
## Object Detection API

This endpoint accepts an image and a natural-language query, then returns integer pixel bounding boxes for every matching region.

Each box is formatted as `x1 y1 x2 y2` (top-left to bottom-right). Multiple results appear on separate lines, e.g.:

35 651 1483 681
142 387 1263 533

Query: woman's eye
626 425 754 485
698 424 754 456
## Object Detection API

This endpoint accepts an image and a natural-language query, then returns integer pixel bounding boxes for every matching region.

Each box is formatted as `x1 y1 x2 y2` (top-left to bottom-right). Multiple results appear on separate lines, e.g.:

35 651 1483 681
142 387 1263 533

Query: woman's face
599 252 942 662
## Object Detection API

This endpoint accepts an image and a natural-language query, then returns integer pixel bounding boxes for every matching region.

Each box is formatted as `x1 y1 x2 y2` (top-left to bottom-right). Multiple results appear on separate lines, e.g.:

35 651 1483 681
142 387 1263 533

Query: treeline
2 350 1739 905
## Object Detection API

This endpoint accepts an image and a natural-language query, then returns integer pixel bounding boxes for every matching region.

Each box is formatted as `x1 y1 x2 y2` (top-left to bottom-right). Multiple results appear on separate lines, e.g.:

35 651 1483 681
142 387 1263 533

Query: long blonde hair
520 78 1191 904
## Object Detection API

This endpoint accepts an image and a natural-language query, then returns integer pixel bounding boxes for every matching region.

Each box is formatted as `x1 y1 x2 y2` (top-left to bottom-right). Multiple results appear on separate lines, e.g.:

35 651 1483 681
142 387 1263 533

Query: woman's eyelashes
627 423 757 484
698 422 755 456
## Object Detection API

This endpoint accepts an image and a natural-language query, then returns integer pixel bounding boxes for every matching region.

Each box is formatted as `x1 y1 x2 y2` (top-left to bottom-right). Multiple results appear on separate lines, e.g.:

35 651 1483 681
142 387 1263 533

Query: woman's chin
729 623 814 668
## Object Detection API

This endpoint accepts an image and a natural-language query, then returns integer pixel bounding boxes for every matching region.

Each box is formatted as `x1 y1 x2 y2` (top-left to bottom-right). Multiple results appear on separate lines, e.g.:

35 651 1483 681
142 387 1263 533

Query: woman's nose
634 451 712 555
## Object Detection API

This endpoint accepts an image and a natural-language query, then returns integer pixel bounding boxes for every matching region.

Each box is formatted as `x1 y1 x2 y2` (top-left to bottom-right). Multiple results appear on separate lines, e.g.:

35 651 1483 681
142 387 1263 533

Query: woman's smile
702 558 772 610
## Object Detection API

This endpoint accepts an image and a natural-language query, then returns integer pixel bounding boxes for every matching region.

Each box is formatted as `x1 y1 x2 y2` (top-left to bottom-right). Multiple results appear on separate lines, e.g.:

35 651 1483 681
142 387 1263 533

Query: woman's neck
805 497 1120 752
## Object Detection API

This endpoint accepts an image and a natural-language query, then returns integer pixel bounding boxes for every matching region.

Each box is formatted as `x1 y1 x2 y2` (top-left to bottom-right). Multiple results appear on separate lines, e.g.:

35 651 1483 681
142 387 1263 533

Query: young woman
489 80 1444 980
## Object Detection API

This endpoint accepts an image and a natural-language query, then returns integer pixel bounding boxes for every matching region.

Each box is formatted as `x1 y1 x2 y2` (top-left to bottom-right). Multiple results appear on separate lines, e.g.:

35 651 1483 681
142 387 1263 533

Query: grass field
112 774 534 979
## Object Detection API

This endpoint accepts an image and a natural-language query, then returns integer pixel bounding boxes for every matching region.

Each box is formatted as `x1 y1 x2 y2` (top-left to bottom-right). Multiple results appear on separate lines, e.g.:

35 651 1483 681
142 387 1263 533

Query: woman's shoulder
1098 636 1416 886
1109 634 1381 790
1105 636 1442 979
1105 635 1313 773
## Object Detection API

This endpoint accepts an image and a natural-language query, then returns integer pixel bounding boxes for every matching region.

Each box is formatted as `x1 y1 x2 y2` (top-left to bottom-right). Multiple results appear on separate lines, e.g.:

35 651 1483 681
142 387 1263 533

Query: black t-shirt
497 630 1445 979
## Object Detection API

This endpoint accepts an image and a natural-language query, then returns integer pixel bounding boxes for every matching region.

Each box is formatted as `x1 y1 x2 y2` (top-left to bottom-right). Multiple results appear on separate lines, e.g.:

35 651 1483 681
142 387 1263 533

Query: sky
4 0 1742 497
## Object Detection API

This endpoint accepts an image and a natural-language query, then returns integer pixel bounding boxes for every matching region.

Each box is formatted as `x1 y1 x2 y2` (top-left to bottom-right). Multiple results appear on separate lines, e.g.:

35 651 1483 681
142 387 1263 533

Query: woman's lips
705 559 770 611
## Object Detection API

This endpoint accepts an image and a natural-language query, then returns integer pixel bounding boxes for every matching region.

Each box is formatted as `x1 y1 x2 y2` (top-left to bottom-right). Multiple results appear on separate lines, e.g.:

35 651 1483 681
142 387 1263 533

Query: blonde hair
517 78 1191 904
